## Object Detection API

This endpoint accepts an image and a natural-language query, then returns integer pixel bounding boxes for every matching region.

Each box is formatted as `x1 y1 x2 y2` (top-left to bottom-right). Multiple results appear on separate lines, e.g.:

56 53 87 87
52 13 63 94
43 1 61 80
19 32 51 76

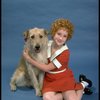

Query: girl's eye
64 35 67 38
31 35 34 39
57 32 61 35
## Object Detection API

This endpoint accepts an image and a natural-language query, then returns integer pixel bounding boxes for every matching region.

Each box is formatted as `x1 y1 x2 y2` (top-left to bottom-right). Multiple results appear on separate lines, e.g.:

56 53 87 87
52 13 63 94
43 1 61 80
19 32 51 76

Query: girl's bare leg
76 89 84 100
62 90 77 100
43 92 63 100
62 89 84 100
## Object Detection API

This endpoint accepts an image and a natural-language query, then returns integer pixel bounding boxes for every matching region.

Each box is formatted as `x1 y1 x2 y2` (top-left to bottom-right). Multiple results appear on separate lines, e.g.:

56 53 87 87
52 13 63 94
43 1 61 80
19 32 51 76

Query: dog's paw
36 92 42 96
36 89 42 96
10 85 17 91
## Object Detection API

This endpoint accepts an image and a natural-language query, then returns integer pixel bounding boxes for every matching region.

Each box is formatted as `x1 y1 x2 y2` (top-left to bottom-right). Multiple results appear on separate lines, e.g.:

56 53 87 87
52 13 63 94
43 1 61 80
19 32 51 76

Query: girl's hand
23 48 31 61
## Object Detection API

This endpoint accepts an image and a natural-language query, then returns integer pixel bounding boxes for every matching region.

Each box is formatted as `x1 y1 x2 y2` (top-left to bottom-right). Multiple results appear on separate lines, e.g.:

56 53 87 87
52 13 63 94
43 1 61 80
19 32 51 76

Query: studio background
2 0 99 100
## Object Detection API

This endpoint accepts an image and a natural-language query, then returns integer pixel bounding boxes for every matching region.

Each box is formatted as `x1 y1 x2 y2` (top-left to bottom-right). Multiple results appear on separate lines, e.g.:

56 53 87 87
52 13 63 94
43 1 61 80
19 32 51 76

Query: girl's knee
63 90 78 100
43 94 52 100
68 96 77 100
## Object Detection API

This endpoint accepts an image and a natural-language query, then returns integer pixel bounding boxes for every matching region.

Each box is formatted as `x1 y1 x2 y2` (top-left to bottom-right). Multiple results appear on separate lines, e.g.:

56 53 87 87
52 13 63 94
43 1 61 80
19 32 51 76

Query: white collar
47 40 68 61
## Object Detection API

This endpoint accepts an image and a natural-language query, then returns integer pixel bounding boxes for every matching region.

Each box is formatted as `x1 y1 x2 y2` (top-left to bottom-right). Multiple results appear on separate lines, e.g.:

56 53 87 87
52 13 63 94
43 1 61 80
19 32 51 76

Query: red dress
42 41 83 94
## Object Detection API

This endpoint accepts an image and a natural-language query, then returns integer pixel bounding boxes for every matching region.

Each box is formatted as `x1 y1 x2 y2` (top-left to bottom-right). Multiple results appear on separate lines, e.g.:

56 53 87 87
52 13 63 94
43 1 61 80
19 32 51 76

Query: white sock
81 81 89 88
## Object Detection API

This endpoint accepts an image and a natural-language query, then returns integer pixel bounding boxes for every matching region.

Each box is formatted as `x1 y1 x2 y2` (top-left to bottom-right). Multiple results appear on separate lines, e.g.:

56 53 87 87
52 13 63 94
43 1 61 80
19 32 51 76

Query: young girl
23 18 92 100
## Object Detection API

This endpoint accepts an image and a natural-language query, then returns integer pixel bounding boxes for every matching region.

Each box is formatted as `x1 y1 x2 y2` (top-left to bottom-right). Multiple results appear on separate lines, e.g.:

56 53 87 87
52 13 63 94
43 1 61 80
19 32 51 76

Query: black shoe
79 74 86 82
79 74 92 87
84 87 93 95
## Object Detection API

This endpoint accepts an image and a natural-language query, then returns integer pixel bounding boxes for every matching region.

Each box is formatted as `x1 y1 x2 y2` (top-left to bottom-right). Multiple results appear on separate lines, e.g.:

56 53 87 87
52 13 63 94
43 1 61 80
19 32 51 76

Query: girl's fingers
23 48 29 53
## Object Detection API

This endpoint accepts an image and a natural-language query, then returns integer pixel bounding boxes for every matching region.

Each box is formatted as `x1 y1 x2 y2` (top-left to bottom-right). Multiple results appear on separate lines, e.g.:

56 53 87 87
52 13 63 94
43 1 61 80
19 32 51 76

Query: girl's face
53 29 68 46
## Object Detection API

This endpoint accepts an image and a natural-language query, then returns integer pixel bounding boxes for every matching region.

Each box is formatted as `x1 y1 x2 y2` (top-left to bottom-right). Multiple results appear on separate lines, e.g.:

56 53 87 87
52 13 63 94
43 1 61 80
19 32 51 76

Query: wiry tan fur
10 28 48 96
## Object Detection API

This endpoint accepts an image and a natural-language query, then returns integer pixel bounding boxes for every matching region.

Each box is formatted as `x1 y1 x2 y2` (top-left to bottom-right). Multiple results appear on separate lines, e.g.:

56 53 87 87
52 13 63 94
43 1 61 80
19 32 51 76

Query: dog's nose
35 45 40 50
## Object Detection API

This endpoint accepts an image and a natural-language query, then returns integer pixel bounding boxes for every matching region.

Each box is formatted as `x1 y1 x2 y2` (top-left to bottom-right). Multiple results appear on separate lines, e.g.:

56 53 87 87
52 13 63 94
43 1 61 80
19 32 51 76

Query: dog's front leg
10 77 17 91
26 63 42 96
39 72 45 91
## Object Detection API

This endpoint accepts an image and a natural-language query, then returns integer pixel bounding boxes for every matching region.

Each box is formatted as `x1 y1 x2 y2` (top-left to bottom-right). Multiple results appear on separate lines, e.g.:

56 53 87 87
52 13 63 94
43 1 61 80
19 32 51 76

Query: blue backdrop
2 0 99 100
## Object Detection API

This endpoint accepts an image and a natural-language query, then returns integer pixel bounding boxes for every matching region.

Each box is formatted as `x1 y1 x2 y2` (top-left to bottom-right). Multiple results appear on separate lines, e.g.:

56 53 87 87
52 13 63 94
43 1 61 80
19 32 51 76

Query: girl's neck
52 41 62 50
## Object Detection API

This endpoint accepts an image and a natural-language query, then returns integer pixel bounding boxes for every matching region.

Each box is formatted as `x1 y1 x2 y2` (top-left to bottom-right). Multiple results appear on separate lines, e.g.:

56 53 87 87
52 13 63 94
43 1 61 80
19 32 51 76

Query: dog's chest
32 53 47 63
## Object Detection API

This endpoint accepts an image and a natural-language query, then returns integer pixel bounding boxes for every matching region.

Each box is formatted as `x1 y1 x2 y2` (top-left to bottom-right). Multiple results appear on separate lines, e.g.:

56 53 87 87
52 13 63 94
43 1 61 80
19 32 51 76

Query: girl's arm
23 49 56 72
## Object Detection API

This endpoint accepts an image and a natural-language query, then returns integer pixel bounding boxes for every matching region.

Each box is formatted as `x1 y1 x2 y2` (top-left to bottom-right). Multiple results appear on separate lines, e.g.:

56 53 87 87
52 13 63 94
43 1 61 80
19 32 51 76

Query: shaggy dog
10 28 48 96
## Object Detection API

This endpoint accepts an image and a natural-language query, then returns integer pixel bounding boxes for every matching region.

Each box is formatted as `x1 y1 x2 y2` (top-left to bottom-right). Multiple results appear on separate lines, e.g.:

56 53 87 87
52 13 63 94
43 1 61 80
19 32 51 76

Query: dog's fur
10 28 48 96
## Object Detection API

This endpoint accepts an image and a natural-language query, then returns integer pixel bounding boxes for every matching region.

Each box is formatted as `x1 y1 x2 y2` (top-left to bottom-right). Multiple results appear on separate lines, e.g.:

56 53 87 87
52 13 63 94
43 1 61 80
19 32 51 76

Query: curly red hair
50 18 74 41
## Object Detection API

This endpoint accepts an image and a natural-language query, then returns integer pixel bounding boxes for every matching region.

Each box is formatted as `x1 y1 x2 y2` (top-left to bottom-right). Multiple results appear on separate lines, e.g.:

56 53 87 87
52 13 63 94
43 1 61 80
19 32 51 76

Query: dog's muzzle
35 45 41 53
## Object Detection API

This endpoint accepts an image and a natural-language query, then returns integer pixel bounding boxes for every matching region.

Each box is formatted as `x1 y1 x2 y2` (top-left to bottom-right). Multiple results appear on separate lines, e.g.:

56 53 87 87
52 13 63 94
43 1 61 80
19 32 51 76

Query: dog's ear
23 30 29 42
44 30 48 35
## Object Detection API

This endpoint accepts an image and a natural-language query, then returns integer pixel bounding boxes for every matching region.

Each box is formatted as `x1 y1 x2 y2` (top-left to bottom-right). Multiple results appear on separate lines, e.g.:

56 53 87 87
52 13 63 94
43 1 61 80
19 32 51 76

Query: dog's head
23 27 48 53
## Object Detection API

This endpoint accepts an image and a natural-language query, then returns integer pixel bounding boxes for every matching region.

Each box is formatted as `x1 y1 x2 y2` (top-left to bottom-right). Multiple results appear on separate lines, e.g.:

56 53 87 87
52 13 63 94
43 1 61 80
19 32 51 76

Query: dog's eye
31 35 35 39
40 35 43 38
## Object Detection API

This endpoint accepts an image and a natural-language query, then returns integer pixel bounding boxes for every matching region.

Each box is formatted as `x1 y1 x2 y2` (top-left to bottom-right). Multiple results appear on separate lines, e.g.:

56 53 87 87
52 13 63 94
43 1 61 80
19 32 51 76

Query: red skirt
42 69 83 94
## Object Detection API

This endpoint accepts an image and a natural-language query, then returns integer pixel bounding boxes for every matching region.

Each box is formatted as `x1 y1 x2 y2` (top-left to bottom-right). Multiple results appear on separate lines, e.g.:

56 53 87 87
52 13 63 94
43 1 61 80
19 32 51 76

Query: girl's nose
59 36 63 40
